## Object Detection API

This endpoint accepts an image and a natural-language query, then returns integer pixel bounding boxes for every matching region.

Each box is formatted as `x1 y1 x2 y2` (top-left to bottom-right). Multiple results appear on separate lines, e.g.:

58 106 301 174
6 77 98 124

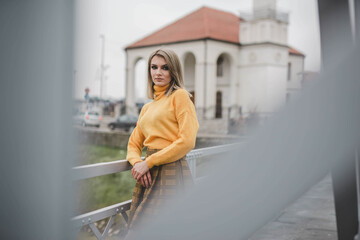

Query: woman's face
150 55 171 87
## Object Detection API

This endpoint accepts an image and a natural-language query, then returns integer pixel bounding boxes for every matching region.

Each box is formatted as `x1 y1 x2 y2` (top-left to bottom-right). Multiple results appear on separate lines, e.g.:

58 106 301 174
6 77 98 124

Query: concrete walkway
248 175 338 240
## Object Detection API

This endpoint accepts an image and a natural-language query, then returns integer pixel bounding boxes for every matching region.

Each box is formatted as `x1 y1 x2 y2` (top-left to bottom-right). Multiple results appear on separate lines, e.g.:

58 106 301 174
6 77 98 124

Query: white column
125 66 137 115
238 64 250 115
195 62 205 119
229 64 238 119
205 63 216 119
237 65 244 114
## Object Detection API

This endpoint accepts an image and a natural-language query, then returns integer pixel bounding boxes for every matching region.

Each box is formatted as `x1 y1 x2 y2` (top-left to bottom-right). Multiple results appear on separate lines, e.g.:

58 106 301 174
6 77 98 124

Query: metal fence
71 143 240 239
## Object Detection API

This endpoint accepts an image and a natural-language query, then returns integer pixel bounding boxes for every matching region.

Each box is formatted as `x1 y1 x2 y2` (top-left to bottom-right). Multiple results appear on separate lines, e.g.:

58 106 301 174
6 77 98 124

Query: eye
151 65 157 70
162 65 169 70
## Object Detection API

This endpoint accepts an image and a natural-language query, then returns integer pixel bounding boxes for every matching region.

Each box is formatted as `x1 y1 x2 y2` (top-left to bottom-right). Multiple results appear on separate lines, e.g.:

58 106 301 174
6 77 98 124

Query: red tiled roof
126 6 240 49
289 47 305 56
126 6 305 57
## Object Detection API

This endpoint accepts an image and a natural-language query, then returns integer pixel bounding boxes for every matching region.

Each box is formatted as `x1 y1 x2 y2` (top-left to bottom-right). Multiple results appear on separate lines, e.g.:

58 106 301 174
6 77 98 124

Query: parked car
108 114 138 132
73 111 102 128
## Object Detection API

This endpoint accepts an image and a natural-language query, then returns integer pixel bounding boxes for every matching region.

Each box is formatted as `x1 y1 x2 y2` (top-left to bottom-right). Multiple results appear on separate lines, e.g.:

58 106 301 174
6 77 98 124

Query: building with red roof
124 0 305 134
126 6 241 49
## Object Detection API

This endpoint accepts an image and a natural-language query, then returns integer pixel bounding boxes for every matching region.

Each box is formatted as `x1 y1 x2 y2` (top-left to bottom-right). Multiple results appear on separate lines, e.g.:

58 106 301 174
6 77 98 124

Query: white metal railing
71 143 241 239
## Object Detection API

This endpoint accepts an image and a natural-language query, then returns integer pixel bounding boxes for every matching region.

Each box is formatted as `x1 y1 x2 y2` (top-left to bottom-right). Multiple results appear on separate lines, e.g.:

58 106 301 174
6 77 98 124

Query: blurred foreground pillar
0 0 75 239
318 0 359 239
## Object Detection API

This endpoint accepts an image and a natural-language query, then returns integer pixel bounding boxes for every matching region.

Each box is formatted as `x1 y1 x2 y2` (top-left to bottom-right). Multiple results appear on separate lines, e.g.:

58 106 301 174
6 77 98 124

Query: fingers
147 171 152 185
132 168 140 180
131 168 138 180
140 176 145 187
143 173 149 188
135 171 152 188
135 172 141 181
131 168 135 178
132 162 151 181
135 170 144 180
132 167 137 178
132 165 141 180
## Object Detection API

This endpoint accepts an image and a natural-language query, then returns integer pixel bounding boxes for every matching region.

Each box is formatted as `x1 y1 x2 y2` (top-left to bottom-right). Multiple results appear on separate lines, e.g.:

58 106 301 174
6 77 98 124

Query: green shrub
74 145 145 214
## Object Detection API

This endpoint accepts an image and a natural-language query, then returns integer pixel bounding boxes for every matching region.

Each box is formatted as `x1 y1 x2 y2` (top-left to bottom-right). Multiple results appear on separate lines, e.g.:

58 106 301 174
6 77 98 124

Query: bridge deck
249 175 337 240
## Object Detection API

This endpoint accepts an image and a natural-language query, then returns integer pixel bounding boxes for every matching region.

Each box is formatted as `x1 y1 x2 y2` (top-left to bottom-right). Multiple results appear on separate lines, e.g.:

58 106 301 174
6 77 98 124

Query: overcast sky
74 0 321 100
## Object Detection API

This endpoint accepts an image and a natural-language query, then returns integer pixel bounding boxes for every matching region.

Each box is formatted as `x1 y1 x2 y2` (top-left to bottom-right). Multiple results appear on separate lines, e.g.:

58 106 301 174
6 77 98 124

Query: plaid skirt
127 148 193 231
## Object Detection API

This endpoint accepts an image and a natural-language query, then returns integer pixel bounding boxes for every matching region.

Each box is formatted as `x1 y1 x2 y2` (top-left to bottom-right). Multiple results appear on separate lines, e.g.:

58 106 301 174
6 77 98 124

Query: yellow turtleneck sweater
126 84 199 169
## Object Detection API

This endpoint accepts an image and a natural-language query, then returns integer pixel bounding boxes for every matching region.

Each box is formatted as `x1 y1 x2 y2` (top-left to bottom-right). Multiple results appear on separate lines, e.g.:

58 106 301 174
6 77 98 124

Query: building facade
124 0 305 134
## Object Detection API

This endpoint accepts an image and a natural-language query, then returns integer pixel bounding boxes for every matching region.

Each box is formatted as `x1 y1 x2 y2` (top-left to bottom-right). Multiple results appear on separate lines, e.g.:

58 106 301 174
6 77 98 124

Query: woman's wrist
133 160 142 166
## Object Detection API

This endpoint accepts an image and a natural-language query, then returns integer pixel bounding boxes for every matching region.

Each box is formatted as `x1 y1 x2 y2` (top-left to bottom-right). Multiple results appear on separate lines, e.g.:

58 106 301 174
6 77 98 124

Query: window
215 91 222 118
287 62 291 81
217 57 224 77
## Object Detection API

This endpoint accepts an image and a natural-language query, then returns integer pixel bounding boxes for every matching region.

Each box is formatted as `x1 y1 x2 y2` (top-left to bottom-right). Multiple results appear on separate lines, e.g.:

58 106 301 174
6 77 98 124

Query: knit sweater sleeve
126 104 148 166
145 89 199 168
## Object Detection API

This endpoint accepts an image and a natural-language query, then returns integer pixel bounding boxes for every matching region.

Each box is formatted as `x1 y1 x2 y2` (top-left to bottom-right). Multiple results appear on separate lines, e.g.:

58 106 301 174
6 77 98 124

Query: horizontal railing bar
72 143 243 180
72 157 145 181
72 160 129 181
188 143 241 159
72 200 132 228
71 143 244 231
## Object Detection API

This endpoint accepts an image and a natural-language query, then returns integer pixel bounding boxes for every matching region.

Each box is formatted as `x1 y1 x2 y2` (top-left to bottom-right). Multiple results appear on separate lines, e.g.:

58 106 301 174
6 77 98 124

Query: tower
238 0 290 115
240 0 288 45
253 0 276 13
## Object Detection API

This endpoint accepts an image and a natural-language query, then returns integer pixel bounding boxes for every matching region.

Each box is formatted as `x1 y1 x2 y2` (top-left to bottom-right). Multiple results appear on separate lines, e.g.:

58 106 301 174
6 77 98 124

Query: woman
126 48 199 232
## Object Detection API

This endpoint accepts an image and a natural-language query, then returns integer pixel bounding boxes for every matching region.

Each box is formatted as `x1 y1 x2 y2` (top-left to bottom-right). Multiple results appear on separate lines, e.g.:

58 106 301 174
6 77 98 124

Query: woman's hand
139 171 152 188
131 161 150 181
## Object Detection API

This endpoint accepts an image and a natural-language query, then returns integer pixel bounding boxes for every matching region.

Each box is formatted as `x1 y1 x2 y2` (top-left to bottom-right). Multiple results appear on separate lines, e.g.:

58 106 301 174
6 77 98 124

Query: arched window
215 91 222 118
287 62 292 81
217 56 224 77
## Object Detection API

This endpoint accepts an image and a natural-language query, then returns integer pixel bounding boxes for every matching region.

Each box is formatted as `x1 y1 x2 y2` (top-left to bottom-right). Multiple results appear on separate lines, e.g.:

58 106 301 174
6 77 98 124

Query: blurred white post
0 0 75 239
318 0 359 239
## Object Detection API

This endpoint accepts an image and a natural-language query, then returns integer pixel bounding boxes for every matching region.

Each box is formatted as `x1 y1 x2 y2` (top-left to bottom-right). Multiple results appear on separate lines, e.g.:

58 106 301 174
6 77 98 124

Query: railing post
189 157 196 179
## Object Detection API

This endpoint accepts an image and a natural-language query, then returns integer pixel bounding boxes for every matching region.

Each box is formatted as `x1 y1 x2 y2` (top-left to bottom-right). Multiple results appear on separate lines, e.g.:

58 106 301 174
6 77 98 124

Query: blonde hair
147 48 190 99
